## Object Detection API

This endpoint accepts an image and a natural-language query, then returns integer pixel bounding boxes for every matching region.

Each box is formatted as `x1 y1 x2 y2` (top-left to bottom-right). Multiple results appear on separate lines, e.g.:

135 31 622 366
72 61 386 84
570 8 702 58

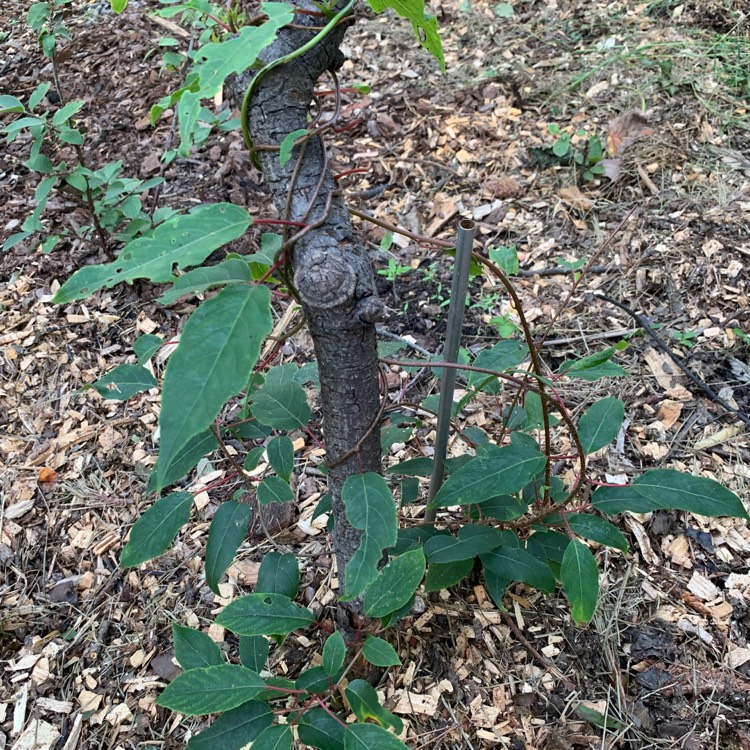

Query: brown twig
595 293 750 429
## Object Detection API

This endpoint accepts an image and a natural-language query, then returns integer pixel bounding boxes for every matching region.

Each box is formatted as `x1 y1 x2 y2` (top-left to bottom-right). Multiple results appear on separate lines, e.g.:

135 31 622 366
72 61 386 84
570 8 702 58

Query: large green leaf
424 558 474 592
191 4 294 97
205 501 252 595
561 539 599 624
591 484 662 514
158 258 252 305
341 473 398 600
322 631 346 676
87 363 156 401
266 436 295 482
173 623 224 670
53 204 252 302
364 548 425 619
424 525 506 563
256 552 299 599
239 636 269 673
577 397 624 455
557 346 627 381
154 284 272 492
366 0 444 72
362 635 401 667
565 513 628 553
344 681 403 733
157 664 265 715
120 492 193 567
186 700 272 750
467 340 528 388
257 476 295 505
147 430 218 493
215 593 314 636
431 437 546 508
298 707 346 750
251 724 293 750
251 382 311 430
633 468 748 519
480 547 556 593
344 723 409 750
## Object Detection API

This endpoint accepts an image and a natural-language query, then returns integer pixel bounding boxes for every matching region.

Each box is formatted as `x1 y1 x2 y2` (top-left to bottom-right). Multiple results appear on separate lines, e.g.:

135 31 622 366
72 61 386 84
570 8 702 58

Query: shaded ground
1 0 750 748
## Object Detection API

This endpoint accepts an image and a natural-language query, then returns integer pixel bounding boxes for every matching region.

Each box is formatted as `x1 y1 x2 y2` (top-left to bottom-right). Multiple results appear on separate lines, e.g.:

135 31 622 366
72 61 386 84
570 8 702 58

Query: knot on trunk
294 246 357 309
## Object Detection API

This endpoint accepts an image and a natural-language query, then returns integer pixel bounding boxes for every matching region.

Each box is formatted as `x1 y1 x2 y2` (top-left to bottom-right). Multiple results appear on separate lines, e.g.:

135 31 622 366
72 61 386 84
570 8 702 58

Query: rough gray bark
228 4 384 598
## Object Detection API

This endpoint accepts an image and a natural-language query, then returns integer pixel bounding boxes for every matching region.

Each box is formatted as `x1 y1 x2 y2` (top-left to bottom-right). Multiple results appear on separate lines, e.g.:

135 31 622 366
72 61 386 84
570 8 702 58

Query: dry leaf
558 184 594 210
606 110 655 156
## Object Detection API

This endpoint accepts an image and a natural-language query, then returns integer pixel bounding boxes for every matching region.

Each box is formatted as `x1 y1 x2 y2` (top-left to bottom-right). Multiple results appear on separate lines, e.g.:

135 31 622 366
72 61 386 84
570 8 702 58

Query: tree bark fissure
229 5 384 594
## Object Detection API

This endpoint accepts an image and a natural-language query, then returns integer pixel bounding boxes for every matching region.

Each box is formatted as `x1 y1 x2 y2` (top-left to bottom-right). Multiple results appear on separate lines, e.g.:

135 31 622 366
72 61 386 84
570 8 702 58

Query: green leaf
364 548 425 619
54 204 252 303
87 363 156 401
590 484 661 514
251 724 293 750
467 340 527 387
487 245 518 275
158 258 252 305
344 681 403 733
493 2 514 17
431 437 546 508
148 430 218 494
424 558 474 592
155 284 272 492
366 0 444 72
298 707 346 750
480 547 556 593
362 635 400 667
632 468 749 519
239 636 269 672
565 513 628 553
322 631 346 676
474 494 528 521
577 397 624 454
52 100 84 127
341 473 398 600
251 382 311 430
296 665 340 694
424 524 511 563
561 539 599 625
133 334 163 364
257 476 295 505
172 623 224 670
29 83 51 111
243 445 266 472
191 4 294 98
157 664 265 716
111 0 128 12
256 552 299 599
215 593 314 636
557 346 626 381
266 436 294 482
205 501 252 594
279 128 309 167
121 492 193 568
186 700 272 750
344 723 409 750
0 95 24 114
484 569 510 609
574 703 623 730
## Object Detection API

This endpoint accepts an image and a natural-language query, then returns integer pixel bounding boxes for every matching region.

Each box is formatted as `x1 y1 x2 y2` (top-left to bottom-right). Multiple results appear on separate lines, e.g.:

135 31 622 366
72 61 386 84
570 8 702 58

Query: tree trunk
228 4 384 597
